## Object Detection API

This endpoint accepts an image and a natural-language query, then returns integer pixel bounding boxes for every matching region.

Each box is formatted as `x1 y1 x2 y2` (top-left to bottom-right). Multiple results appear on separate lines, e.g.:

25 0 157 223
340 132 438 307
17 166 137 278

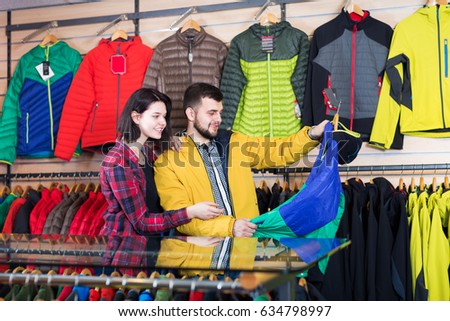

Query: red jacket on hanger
55 36 153 161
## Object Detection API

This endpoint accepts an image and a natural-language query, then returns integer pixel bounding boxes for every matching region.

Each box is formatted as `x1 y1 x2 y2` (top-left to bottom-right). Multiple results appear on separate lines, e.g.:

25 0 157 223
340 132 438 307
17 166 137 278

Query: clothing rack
0 272 245 294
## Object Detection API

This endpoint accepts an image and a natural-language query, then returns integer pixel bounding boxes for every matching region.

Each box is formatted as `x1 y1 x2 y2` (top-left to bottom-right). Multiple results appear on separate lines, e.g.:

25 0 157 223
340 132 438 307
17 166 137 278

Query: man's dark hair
183 82 223 111
117 87 173 151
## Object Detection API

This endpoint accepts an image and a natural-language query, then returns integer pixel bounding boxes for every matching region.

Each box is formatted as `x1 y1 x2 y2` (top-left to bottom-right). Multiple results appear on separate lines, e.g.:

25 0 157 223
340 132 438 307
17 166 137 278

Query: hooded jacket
303 9 393 141
220 21 309 137
55 36 153 161
154 127 318 237
370 5 450 149
0 41 81 164
143 28 228 134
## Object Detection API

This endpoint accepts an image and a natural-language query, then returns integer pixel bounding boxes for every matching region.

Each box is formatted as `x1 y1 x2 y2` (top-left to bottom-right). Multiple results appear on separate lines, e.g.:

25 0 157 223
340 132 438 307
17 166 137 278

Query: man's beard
193 119 218 140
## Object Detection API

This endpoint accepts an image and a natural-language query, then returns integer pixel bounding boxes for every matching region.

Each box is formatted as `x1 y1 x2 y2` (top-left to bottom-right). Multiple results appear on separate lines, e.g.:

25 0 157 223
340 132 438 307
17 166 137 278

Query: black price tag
261 36 274 53
42 61 50 76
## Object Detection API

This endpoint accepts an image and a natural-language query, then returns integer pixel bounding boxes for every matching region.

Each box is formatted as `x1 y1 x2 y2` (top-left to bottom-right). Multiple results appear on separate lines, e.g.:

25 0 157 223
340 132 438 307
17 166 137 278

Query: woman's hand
169 136 182 152
186 202 224 220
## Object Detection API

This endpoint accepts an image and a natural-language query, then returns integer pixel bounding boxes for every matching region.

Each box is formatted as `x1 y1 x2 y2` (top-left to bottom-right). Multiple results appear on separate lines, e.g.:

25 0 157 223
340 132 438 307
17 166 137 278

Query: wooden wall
0 0 449 190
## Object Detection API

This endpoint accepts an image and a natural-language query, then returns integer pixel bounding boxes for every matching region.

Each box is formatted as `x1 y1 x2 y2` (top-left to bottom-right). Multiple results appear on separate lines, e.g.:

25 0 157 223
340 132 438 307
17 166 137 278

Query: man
154 83 327 237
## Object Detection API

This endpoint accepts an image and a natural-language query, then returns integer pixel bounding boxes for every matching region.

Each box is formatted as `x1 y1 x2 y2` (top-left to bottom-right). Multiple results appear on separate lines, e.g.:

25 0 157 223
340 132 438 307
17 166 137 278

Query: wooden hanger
444 176 449 189
69 183 78 194
0 185 10 198
431 177 437 192
426 0 448 6
181 19 201 33
111 29 128 41
48 182 58 191
21 185 33 198
40 33 58 46
94 183 102 193
419 177 425 191
12 185 24 197
259 12 279 26
12 266 25 274
57 182 66 192
137 271 148 279
74 183 86 194
36 183 45 193
345 0 364 16
110 270 121 277
47 269 57 276
398 178 404 191
410 177 416 191
282 181 289 192
275 178 280 186
81 268 92 276
291 181 298 191
150 271 160 279
84 182 96 193
259 180 266 189
62 267 74 276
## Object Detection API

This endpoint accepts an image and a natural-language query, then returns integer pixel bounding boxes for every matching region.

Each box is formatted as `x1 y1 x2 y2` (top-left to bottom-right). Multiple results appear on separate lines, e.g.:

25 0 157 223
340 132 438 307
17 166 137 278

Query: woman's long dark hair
117 88 173 152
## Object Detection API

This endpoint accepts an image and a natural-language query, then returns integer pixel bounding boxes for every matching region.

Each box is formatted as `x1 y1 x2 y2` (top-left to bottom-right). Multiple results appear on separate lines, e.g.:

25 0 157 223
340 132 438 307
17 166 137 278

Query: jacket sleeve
220 36 247 130
0 57 26 164
154 152 235 237
214 42 228 88
302 31 330 127
369 27 407 150
142 47 162 91
236 126 319 170
54 52 95 161
291 30 310 118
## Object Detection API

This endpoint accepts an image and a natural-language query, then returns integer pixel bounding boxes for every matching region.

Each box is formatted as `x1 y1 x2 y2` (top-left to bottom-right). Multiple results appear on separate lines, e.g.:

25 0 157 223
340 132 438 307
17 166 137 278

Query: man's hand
232 218 257 237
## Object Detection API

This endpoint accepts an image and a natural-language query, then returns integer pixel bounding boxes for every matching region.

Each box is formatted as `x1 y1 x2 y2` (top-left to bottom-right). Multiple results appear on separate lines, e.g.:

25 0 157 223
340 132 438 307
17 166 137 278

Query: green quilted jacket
220 21 309 137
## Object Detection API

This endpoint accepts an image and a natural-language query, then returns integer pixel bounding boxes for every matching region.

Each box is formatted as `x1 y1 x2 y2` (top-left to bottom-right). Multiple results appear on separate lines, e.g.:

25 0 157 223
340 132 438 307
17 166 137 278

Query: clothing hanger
259 12 279 26
419 177 425 191
84 182 96 193
444 176 449 189
21 185 33 198
0 185 11 198
69 183 78 194
94 183 102 193
398 177 404 191
426 0 448 6
410 177 416 191
81 268 93 276
291 181 298 191
12 185 24 197
282 181 289 192
40 33 58 46
181 19 201 33
136 271 148 279
111 29 128 41
345 1 364 16
275 178 280 186
74 183 86 193
56 182 66 192
431 177 437 192
48 182 58 191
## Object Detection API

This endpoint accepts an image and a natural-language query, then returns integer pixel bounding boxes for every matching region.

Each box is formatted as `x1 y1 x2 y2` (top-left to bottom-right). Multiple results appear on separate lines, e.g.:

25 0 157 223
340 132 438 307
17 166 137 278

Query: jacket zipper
116 44 121 136
444 38 448 78
90 102 98 132
26 113 29 144
266 26 273 137
436 6 447 127
45 46 55 150
350 24 357 131
187 36 194 84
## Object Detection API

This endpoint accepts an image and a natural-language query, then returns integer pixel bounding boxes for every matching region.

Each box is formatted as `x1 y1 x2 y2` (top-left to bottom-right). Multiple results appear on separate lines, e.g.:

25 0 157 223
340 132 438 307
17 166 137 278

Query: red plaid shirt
100 140 190 236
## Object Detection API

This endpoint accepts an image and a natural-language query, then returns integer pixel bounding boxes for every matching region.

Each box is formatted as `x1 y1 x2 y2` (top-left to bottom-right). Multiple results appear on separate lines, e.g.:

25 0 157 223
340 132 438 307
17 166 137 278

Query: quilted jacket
0 41 81 164
143 28 228 134
220 21 309 137
55 36 153 161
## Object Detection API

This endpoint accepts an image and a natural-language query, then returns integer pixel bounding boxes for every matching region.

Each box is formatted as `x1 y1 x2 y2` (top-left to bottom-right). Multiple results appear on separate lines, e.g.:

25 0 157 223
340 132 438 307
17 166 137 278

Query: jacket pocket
90 102 99 132
26 112 30 144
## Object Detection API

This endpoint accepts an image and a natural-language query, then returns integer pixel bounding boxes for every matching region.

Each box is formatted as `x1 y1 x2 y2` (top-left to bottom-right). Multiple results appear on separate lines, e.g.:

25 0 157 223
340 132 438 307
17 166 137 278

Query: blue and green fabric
251 122 343 240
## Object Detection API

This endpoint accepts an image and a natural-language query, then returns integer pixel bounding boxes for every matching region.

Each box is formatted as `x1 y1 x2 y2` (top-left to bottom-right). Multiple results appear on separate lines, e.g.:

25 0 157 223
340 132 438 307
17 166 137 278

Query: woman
100 88 222 272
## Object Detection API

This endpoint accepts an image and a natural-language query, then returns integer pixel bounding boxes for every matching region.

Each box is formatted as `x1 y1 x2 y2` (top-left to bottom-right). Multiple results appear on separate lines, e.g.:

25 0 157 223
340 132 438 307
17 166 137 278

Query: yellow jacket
154 127 318 236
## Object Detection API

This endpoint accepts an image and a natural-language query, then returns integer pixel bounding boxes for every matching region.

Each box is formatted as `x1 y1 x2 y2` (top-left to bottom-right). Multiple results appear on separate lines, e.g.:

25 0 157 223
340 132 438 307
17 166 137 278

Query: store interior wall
0 0 449 190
